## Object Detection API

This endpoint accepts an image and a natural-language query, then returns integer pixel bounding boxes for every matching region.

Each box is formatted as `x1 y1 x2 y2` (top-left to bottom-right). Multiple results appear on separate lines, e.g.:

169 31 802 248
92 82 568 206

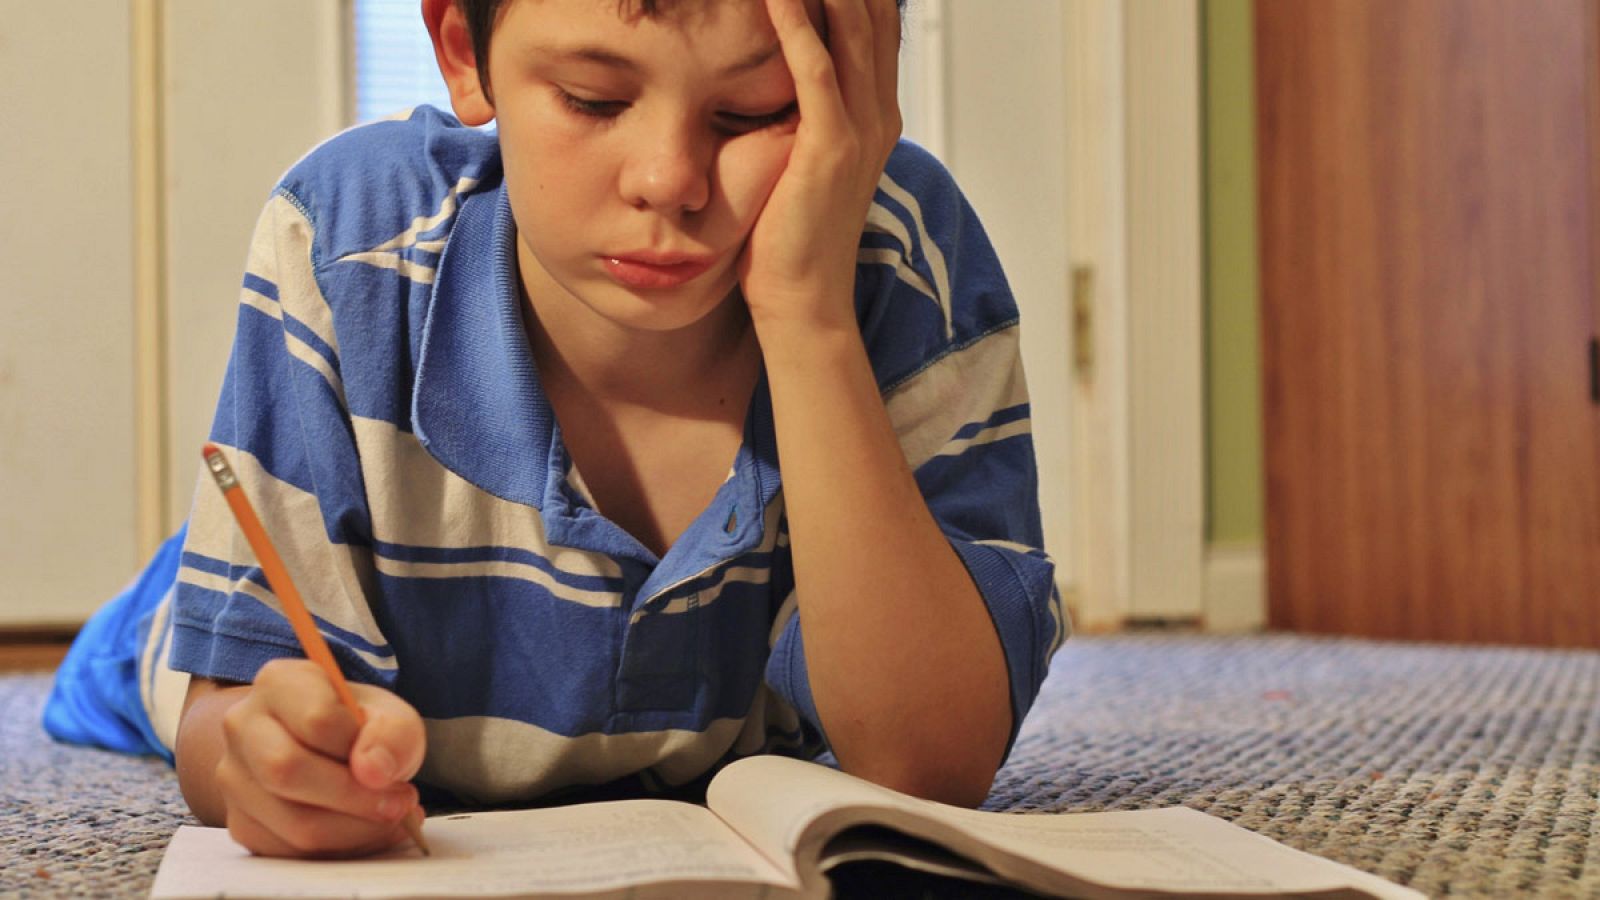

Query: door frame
1064 0 1208 630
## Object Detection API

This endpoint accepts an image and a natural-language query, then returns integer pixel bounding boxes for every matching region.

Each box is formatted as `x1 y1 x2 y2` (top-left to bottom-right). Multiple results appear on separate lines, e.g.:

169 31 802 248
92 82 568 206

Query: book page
150 799 794 899
930 805 1424 899
706 757 1423 900
705 756 936 884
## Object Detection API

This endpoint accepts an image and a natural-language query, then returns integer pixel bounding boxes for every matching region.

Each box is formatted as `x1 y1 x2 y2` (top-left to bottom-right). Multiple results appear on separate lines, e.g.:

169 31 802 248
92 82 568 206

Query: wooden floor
0 629 75 672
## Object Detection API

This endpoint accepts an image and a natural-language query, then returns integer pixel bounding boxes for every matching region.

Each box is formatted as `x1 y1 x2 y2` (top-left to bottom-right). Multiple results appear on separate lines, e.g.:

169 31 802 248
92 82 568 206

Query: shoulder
878 138 965 223
231 107 504 427
269 105 503 264
856 139 1018 390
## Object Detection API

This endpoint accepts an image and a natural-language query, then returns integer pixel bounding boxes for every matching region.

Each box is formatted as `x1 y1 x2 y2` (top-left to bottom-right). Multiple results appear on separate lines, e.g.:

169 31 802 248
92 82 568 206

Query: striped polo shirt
143 105 1068 804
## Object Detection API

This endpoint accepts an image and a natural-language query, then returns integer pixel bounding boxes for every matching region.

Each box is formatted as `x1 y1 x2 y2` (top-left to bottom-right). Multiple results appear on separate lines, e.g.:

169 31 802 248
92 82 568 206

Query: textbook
150 755 1424 900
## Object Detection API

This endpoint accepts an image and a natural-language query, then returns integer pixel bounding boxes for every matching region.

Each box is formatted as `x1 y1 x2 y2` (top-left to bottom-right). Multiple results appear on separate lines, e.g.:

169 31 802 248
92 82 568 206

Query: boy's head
422 0 905 337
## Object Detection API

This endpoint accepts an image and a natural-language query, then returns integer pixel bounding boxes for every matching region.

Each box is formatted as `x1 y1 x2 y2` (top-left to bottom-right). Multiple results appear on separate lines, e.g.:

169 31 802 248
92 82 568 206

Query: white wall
162 0 351 529
0 4 140 625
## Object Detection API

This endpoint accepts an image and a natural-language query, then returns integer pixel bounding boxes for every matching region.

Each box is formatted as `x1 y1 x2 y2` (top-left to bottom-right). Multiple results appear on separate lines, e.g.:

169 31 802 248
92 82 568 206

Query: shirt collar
413 184 560 510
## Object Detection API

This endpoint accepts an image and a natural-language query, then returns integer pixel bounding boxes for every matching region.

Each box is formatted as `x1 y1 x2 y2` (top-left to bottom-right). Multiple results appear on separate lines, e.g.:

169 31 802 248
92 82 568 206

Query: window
352 0 455 123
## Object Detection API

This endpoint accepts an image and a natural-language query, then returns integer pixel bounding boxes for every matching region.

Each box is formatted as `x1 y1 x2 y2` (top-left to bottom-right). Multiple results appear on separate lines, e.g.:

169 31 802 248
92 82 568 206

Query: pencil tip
404 816 430 857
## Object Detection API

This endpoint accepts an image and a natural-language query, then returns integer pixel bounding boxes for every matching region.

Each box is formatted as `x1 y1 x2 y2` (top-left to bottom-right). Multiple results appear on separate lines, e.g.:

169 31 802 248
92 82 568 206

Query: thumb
348 691 427 790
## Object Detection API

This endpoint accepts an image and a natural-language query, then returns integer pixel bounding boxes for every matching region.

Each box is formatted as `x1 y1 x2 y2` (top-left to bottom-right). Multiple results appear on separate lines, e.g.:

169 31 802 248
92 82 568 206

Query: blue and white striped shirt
151 106 1068 804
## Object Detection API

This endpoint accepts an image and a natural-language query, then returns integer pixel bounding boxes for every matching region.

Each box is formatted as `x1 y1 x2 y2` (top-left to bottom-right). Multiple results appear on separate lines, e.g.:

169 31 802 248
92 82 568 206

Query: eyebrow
540 42 781 77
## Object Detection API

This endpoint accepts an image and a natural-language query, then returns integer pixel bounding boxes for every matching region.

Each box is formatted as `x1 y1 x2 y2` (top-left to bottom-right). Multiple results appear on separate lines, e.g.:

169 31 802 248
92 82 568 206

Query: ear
423 0 495 126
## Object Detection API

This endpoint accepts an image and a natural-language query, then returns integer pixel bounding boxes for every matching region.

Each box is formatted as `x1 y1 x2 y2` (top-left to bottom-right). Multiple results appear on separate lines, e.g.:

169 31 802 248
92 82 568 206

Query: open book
150 755 1423 899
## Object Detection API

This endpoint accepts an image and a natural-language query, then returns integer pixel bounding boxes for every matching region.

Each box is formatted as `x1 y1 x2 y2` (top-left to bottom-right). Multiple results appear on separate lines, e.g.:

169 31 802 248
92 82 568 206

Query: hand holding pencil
201 443 430 858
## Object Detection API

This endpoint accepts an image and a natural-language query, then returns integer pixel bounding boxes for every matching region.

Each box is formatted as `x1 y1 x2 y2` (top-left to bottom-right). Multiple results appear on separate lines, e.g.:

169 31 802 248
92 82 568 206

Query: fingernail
364 745 397 782
377 793 404 821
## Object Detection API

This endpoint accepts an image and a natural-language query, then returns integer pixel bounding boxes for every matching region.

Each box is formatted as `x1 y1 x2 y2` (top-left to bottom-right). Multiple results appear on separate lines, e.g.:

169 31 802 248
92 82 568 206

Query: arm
175 677 249 826
167 185 426 854
745 0 1028 807
763 325 1012 807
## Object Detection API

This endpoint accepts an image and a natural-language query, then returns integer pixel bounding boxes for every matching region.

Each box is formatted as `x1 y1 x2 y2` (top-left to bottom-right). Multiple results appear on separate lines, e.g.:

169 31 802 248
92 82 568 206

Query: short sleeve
763 141 1071 758
167 187 396 690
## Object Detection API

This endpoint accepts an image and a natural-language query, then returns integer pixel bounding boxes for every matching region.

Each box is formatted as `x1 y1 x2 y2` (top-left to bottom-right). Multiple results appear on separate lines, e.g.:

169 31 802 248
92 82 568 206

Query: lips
601 252 716 290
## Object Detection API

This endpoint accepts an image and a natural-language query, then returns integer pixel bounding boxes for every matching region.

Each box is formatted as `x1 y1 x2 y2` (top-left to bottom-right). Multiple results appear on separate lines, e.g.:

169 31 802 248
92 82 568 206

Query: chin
583 281 741 334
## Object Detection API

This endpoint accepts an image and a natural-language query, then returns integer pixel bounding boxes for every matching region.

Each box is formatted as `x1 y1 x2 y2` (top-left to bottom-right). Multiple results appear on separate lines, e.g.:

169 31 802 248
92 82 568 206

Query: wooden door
1256 0 1600 646
1592 0 1600 394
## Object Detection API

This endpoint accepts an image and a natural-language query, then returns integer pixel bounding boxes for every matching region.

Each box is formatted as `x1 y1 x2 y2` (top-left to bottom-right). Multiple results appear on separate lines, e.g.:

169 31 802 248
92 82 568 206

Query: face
483 0 807 335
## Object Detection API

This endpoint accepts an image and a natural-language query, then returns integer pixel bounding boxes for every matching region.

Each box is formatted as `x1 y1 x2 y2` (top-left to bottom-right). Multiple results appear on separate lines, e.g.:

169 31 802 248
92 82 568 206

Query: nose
618 116 713 215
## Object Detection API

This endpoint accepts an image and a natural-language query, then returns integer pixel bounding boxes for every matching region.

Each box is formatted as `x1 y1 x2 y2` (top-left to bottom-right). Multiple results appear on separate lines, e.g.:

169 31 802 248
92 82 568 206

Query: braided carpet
3 634 1597 898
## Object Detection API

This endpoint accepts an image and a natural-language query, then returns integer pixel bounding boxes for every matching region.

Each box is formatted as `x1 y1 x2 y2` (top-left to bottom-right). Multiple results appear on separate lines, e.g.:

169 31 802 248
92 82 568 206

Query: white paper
150 800 791 899
938 806 1427 900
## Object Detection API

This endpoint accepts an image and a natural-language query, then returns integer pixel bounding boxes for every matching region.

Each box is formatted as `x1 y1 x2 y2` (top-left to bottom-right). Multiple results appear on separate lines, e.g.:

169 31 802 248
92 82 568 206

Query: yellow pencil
201 443 430 856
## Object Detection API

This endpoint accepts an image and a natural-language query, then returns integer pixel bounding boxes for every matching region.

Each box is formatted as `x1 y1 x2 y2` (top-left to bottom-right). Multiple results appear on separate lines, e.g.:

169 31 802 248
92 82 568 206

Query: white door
905 1 1206 628
901 0 1076 596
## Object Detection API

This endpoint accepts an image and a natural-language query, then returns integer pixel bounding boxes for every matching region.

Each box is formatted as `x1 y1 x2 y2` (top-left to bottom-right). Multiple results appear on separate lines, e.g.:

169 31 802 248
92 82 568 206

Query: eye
715 102 799 135
555 87 627 120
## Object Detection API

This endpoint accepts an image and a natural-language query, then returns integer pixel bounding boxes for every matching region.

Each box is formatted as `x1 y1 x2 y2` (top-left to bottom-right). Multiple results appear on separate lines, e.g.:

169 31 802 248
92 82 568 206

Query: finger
225 706 418 823
869 0 902 127
347 687 428 790
254 658 361 759
225 749 412 851
822 0 877 120
225 804 304 858
765 0 851 138
223 756 412 858
222 762 410 858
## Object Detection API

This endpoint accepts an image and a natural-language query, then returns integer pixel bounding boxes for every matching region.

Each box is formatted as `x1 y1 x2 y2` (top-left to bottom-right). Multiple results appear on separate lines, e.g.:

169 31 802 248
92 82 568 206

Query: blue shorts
42 524 188 763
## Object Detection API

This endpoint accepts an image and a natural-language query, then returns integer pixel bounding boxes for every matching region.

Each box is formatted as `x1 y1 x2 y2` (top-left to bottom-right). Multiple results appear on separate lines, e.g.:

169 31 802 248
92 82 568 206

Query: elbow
830 706 1013 809
848 748 1002 809
875 762 997 809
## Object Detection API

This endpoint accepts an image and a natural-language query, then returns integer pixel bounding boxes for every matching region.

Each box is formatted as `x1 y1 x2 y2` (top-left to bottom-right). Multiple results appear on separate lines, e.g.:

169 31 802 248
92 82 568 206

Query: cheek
501 125 612 243
715 138 793 229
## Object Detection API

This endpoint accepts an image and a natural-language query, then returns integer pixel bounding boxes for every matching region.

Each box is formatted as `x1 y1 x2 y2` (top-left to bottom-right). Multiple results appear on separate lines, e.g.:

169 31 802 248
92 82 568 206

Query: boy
45 0 1066 858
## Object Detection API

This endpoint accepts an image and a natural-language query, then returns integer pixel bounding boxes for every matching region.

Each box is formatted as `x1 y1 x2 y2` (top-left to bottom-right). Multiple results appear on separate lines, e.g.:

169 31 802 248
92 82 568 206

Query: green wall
1203 0 1264 544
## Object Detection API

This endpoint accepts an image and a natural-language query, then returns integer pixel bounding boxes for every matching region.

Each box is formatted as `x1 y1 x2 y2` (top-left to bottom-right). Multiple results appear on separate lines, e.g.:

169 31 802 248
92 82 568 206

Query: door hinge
1590 337 1599 405
1071 264 1094 384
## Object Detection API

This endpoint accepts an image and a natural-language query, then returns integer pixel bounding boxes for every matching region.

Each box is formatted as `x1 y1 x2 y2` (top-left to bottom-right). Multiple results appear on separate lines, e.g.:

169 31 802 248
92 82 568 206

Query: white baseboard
1202 542 1266 632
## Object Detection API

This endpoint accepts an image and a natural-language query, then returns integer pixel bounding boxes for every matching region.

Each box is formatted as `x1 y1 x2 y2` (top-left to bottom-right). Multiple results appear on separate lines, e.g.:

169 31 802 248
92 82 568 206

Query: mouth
601 252 717 290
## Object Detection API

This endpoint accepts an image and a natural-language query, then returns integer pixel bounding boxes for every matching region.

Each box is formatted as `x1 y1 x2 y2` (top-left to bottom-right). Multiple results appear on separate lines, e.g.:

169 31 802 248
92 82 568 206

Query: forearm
175 678 250 826
759 321 1012 807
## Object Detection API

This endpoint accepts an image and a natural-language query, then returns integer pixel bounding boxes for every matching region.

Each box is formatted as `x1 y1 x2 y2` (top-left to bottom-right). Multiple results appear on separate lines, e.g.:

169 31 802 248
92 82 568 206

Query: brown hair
454 0 907 100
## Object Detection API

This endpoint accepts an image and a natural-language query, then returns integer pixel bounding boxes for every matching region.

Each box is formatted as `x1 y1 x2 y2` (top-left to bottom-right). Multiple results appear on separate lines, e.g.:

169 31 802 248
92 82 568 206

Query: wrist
739 257 858 340
750 307 866 374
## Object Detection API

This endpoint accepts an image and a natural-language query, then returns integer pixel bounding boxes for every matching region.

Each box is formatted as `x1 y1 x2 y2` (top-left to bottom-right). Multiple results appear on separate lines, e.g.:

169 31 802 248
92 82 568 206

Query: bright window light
352 0 456 124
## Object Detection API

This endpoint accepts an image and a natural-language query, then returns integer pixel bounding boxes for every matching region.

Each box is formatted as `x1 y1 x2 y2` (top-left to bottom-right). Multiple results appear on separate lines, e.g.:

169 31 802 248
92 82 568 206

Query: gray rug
4 634 1598 898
